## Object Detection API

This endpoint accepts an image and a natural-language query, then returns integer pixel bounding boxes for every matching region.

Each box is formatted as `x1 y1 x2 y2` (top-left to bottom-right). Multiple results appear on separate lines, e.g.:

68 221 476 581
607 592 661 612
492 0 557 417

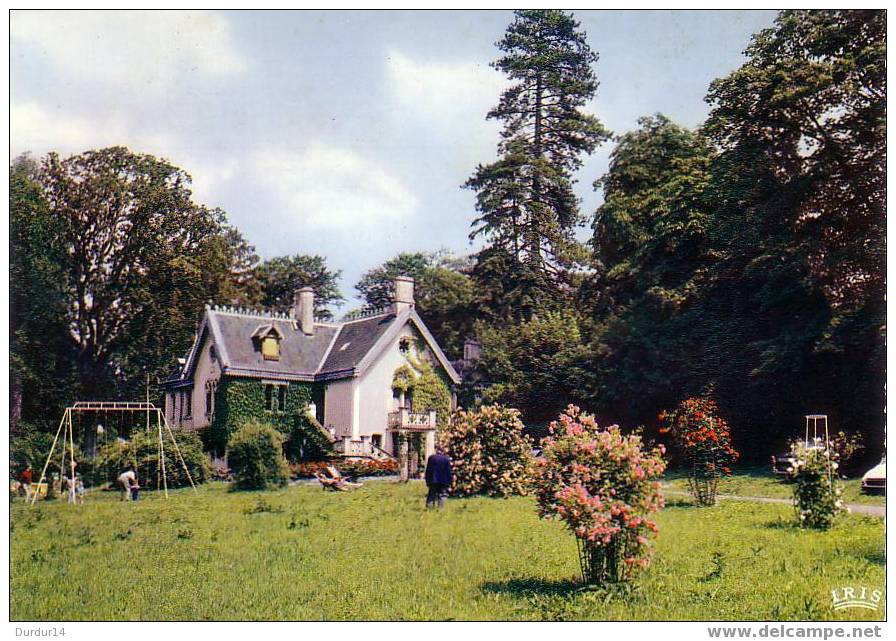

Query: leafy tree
465 9 610 317
583 115 716 429
251 254 343 319
38 147 245 397
356 251 475 358
10 156 74 432
699 9 885 459
704 9 885 310
476 311 590 428
355 252 431 309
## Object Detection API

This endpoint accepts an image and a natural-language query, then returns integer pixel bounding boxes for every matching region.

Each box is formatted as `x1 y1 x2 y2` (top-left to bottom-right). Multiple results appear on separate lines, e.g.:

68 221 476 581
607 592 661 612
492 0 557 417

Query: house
161 277 461 462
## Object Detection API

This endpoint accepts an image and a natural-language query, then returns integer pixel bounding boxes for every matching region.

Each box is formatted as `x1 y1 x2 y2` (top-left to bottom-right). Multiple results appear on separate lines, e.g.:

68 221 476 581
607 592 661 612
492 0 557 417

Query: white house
161 277 461 461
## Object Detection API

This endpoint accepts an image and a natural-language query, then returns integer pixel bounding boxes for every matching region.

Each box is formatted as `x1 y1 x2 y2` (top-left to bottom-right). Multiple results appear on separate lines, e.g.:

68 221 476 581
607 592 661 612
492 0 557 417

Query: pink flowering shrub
536 405 666 584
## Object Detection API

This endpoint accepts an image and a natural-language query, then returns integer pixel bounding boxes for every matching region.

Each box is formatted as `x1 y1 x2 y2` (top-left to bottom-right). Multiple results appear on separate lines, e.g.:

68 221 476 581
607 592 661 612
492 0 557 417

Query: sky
10 9 778 312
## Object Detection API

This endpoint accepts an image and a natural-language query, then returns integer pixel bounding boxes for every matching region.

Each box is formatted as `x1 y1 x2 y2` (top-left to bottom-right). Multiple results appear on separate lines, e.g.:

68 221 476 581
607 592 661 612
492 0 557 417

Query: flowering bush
659 397 738 506
536 406 666 584
788 440 846 530
438 405 533 497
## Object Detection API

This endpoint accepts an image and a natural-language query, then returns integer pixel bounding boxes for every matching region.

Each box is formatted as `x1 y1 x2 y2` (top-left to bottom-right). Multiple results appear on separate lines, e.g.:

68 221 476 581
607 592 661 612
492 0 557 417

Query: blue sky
10 9 778 311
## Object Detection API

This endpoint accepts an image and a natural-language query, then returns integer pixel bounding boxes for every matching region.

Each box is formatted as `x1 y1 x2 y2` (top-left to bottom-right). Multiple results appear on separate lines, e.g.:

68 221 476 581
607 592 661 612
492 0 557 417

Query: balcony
388 408 437 431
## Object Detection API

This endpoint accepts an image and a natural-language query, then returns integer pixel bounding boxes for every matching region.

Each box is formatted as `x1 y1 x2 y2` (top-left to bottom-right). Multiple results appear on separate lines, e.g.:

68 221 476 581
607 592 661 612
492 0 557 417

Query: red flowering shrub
659 397 738 506
536 405 666 584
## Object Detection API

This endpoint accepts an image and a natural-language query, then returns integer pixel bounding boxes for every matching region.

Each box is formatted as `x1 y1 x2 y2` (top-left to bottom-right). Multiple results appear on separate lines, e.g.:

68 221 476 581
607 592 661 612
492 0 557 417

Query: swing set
30 401 197 506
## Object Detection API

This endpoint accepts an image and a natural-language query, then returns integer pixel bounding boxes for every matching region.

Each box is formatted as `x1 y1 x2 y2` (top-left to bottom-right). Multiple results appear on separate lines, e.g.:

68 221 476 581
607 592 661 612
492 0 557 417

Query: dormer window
251 324 285 362
261 336 280 361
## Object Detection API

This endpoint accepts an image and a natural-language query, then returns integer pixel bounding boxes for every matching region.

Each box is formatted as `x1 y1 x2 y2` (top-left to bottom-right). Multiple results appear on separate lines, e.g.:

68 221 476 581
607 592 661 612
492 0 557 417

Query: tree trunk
10 374 22 436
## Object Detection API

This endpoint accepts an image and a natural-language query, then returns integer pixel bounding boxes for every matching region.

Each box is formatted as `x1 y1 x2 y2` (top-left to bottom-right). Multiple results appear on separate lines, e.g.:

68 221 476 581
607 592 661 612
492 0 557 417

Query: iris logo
830 586 882 611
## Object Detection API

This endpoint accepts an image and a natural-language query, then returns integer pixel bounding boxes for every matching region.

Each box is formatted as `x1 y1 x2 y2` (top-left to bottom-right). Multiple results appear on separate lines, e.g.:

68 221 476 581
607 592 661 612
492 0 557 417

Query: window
180 390 192 420
399 337 411 353
371 434 382 449
261 336 280 361
205 381 216 419
265 383 287 412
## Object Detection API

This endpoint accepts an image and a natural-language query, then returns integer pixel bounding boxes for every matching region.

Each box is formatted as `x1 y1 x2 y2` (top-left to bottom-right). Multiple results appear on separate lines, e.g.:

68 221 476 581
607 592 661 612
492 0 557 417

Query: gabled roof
164 305 461 387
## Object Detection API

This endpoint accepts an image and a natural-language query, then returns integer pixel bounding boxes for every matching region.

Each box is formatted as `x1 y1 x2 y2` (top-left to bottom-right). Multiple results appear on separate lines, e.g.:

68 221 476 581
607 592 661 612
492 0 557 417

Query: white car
861 456 886 493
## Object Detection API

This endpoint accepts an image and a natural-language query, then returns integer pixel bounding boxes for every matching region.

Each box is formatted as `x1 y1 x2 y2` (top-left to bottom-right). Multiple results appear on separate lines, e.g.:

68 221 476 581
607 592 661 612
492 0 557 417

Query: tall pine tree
466 10 609 319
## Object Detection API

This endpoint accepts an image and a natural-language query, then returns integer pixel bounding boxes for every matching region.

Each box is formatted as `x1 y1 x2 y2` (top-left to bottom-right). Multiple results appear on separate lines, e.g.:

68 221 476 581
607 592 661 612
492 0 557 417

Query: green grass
10 481 884 621
662 467 886 506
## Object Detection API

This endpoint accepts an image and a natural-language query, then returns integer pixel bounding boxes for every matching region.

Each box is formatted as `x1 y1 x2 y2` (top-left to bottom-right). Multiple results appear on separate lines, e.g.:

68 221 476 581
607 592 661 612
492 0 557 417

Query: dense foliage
95 429 210 489
438 405 533 497
473 10 884 466
227 421 290 490
250 254 343 319
356 251 475 358
536 406 666 584
659 398 739 506
788 440 846 530
205 378 333 461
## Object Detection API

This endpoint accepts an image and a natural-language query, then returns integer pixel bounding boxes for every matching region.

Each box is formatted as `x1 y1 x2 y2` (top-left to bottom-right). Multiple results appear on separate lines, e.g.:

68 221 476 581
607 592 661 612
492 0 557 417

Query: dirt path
663 489 885 518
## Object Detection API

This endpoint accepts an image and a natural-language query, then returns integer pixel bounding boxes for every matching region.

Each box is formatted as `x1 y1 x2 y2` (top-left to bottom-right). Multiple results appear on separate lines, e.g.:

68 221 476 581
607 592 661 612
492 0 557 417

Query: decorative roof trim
223 367 316 382
251 323 285 340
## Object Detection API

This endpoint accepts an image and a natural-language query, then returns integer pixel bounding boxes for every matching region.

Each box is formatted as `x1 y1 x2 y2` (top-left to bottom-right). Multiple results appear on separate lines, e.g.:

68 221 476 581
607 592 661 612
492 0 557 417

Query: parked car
861 456 886 493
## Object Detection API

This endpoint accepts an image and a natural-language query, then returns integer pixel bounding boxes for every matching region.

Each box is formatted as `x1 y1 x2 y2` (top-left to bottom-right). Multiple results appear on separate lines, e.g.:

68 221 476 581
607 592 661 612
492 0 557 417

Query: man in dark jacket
424 447 452 508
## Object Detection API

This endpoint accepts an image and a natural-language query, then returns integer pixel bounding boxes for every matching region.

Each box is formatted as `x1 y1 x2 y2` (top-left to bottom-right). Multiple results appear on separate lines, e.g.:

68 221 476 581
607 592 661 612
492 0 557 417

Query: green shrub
227 421 289 490
95 429 210 489
439 405 533 497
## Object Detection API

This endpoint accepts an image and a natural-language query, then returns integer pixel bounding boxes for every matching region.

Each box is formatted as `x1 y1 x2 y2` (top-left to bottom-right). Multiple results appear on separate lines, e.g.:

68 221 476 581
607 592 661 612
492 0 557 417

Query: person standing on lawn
424 447 452 509
19 465 33 501
117 467 137 501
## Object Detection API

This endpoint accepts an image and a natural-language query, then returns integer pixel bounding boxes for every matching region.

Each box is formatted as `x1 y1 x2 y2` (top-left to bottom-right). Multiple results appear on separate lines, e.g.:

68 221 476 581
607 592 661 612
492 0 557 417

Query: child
74 476 86 505
130 482 140 502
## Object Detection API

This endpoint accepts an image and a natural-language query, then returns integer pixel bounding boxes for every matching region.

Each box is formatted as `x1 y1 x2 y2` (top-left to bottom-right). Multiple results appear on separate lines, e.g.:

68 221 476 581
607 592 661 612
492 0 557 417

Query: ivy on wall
205 378 332 461
391 348 453 430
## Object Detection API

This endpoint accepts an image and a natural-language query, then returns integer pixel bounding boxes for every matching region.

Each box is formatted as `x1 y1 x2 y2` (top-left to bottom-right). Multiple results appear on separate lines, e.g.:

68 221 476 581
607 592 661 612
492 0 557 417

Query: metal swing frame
30 401 197 506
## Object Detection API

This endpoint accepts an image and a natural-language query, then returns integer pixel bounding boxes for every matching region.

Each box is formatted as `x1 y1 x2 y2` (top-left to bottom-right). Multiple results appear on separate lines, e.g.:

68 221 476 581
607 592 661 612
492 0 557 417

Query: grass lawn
10 481 884 621
662 467 886 507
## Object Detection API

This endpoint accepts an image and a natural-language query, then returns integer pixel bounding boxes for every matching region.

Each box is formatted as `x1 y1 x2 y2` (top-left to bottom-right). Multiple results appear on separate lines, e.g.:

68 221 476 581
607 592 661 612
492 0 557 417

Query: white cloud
11 10 246 92
10 101 236 209
251 144 417 231
10 101 172 157
385 49 505 139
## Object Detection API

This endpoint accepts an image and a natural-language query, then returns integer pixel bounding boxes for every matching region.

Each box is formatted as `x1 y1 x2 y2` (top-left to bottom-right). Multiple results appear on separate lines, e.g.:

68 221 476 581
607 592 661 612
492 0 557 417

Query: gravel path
663 489 885 518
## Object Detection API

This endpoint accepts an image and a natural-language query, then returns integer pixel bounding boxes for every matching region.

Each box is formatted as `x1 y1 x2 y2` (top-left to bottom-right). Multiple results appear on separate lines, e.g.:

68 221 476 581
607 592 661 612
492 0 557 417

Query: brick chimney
292 287 315 335
392 276 415 315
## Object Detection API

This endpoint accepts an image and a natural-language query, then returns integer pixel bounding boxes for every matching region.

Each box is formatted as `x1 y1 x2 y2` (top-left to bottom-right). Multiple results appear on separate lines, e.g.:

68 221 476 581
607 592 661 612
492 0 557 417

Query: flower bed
290 458 398 480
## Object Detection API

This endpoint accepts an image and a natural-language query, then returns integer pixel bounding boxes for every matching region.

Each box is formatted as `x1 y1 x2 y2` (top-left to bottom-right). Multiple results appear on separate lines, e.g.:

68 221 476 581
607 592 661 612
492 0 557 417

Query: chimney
292 287 315 335
392 276 415 315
